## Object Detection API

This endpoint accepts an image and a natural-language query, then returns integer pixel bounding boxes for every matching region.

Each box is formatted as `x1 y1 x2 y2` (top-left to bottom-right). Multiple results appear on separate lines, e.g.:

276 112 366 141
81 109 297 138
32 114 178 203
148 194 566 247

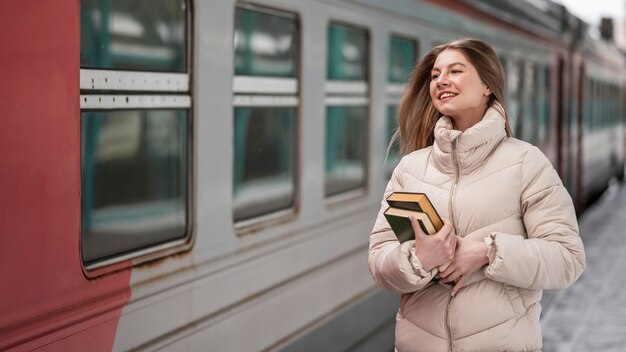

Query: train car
1 0 624 351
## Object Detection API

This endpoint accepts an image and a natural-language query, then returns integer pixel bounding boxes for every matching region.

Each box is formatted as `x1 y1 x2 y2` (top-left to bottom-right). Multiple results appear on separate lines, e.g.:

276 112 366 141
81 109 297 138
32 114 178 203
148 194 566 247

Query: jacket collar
432 102 507 176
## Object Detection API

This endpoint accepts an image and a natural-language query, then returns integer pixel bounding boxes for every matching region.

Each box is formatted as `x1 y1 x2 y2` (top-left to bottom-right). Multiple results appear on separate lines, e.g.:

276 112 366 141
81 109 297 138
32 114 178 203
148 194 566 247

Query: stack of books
384 192 443 242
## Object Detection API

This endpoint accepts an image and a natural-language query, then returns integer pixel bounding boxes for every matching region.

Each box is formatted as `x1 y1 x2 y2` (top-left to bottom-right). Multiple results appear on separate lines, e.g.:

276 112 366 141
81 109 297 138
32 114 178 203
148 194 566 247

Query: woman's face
429 49 491 122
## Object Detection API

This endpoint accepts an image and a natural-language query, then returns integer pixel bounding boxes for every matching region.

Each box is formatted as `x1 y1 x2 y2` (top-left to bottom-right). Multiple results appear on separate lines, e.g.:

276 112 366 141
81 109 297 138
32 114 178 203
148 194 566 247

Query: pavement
540 180 626 352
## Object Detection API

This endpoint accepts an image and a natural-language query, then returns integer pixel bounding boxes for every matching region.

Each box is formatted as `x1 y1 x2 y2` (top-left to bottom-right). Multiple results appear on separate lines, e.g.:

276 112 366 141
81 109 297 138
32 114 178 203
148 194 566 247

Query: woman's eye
431 74 439 80
451 69 462 74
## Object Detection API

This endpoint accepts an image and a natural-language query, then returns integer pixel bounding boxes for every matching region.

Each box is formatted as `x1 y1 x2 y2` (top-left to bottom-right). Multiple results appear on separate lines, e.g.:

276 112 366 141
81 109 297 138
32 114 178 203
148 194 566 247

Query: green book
384 192 443 242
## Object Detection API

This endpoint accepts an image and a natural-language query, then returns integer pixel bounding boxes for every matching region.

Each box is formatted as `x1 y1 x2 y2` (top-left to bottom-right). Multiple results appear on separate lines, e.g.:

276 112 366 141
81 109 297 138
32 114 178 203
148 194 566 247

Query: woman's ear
483 86 492 97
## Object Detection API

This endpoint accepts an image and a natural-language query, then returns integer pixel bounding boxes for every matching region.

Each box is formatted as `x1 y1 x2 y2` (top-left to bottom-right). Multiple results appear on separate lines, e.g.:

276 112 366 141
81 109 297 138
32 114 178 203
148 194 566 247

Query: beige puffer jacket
369 103 585 352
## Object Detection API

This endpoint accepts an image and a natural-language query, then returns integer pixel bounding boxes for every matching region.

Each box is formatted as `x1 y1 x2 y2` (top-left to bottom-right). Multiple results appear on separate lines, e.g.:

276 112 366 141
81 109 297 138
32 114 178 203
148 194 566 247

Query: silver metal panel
324 96 369 106
325 81 368 94
233 76 298 94
386 84 406 96
233 95 299 107
80 69 189 92
80 95 191 109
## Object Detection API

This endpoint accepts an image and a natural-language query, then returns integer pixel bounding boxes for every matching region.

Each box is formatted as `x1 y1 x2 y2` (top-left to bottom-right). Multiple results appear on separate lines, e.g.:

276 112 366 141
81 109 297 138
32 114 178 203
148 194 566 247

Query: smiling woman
369 38 586 351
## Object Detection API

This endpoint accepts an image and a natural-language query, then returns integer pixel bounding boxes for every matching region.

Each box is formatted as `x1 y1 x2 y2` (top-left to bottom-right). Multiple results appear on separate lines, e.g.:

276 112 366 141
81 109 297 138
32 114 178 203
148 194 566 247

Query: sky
552 0 624 26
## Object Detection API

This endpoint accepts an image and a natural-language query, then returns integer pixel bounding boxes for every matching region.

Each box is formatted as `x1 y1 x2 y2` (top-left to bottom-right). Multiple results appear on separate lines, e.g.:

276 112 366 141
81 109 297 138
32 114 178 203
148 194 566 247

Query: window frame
385 33 418 177
324 21 370 203
231 3 301 232
79 0 194 275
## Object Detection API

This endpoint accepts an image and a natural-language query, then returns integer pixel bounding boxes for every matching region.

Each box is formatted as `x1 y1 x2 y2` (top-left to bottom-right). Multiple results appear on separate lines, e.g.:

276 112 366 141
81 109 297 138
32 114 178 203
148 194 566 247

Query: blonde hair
391 38 512 154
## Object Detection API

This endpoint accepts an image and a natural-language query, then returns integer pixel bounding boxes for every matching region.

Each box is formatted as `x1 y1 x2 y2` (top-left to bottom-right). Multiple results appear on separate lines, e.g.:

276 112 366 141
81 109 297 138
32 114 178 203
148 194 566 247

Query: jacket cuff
402 241 431 277
484 233 497 264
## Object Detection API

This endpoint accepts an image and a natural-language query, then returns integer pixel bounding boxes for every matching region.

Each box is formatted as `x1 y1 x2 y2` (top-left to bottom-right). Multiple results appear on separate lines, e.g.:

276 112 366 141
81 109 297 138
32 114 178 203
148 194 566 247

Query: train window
385 35 416 176
388 36 416 83
584 79 592 130
325 23 369 198
538 66 551 143
80 0 191 270
81 110 189 264
234 6 297 77
522 64 538 144
385 104 400 178
233 107 296 221
233 5 299 222
327 24 368 80
507 61 524 137
499 56 507 74
80 0 187 72
591 79 600 130
325 106 367 196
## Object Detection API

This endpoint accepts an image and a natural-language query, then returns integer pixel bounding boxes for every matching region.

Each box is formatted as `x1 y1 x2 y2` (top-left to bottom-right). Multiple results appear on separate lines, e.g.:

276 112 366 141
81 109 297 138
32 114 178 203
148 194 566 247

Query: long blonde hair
391 38 512 154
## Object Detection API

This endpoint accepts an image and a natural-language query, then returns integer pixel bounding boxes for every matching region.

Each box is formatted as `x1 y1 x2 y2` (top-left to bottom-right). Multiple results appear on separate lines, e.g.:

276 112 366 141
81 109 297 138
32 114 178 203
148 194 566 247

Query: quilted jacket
369 103 586 351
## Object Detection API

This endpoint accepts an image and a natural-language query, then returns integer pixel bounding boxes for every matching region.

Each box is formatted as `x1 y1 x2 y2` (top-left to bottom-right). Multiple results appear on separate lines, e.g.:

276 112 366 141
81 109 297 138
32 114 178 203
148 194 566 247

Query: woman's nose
436 75 450 87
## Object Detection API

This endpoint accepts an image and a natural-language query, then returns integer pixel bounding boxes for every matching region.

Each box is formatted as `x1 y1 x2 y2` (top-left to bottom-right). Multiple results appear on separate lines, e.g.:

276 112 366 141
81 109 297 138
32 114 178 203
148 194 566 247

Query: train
1 0 624 351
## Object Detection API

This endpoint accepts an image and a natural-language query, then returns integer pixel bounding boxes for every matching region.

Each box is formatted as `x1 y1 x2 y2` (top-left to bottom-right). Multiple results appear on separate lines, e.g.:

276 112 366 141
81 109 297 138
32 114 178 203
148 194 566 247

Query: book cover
384 208 436 242
386 192 444 231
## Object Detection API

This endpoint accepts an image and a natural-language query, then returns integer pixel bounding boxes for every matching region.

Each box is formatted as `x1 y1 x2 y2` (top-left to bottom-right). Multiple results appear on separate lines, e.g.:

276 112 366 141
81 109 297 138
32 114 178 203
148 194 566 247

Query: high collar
432 102 507 176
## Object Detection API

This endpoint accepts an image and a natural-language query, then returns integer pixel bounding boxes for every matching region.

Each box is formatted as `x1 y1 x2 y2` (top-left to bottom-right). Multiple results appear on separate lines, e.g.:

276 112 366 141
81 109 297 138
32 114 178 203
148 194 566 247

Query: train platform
540 179 626 352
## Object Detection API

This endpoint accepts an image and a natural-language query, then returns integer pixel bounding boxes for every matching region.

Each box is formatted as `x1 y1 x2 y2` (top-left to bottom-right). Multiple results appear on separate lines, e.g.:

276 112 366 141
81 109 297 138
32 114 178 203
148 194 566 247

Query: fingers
451 275 466 296
439 219 453 239
438 262 452 273
408 215 427 238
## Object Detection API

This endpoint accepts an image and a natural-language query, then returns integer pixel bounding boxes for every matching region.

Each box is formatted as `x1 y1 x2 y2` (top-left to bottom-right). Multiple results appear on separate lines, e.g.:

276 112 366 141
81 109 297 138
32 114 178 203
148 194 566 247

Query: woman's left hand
438 236 489 296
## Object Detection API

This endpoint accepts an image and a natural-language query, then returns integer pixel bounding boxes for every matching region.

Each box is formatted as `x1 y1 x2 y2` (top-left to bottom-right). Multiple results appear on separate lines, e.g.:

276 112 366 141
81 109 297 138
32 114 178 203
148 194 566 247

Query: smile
438 92 458 100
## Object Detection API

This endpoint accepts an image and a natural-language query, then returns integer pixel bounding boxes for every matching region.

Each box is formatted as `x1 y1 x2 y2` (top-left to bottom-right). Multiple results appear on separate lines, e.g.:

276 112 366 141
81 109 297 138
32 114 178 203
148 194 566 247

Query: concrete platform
541 180 626 352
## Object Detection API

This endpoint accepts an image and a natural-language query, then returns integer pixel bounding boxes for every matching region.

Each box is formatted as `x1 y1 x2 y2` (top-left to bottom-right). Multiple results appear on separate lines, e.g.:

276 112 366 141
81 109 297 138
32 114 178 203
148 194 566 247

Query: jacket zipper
446 137 461 351
449 138 461 230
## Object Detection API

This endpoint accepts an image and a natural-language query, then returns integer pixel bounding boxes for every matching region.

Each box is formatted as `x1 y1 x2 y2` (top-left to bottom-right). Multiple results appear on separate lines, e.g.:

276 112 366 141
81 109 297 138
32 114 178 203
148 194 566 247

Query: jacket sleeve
483 147 586 290
368 159 436 294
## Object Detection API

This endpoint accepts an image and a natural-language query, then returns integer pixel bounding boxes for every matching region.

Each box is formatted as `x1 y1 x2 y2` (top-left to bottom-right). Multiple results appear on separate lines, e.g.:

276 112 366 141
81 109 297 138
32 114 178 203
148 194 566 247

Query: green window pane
233 107 296 221
327 24 368 81
507 62 524 137
80 0 187 72
522 65 538 144
388 36 416 83
325 106 367 196
234 7 297 77
81 109 189 265
539 67 551 141
385 105 400 177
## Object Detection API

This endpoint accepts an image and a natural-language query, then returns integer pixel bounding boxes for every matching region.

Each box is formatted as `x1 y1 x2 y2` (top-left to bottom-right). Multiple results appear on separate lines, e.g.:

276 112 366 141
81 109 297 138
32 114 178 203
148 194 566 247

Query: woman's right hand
410 217 456 272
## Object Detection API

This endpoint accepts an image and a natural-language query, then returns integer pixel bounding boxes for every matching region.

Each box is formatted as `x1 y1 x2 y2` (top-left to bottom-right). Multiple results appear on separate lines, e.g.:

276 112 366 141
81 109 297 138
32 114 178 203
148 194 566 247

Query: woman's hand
411 217 456 272
438 236 489 295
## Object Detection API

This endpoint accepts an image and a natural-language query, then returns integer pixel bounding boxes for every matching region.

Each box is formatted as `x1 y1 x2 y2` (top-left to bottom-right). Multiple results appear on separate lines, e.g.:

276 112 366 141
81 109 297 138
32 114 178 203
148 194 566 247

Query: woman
369 38 585 351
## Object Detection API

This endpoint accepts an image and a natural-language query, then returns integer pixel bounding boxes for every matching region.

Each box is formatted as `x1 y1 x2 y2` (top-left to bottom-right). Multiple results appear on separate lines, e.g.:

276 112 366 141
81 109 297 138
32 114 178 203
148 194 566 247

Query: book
384 192 443 242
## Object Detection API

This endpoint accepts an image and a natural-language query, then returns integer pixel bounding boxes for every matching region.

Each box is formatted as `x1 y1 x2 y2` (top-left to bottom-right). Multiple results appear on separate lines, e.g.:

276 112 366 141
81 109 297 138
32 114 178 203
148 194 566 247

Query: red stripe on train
0 1 131 350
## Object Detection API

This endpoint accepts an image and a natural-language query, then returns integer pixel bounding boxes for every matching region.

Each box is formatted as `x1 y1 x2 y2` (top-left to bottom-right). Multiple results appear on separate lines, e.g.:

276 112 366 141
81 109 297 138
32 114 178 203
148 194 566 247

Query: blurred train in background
1 0 624 350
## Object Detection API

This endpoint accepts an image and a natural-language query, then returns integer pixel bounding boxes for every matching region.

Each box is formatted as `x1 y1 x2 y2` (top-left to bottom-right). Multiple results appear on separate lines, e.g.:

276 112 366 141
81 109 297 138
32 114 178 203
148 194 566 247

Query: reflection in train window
325 106 367 196
327 24 368 80
538 67 551 143
80 0 187 72
522 64 538 144
325 23 369 199
234 6 297 77
233 107 296 221
385 104 400 177
507 61 524 137
233 5 299 222
80 0 191 270
81 109 189 265
388 36 416 83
